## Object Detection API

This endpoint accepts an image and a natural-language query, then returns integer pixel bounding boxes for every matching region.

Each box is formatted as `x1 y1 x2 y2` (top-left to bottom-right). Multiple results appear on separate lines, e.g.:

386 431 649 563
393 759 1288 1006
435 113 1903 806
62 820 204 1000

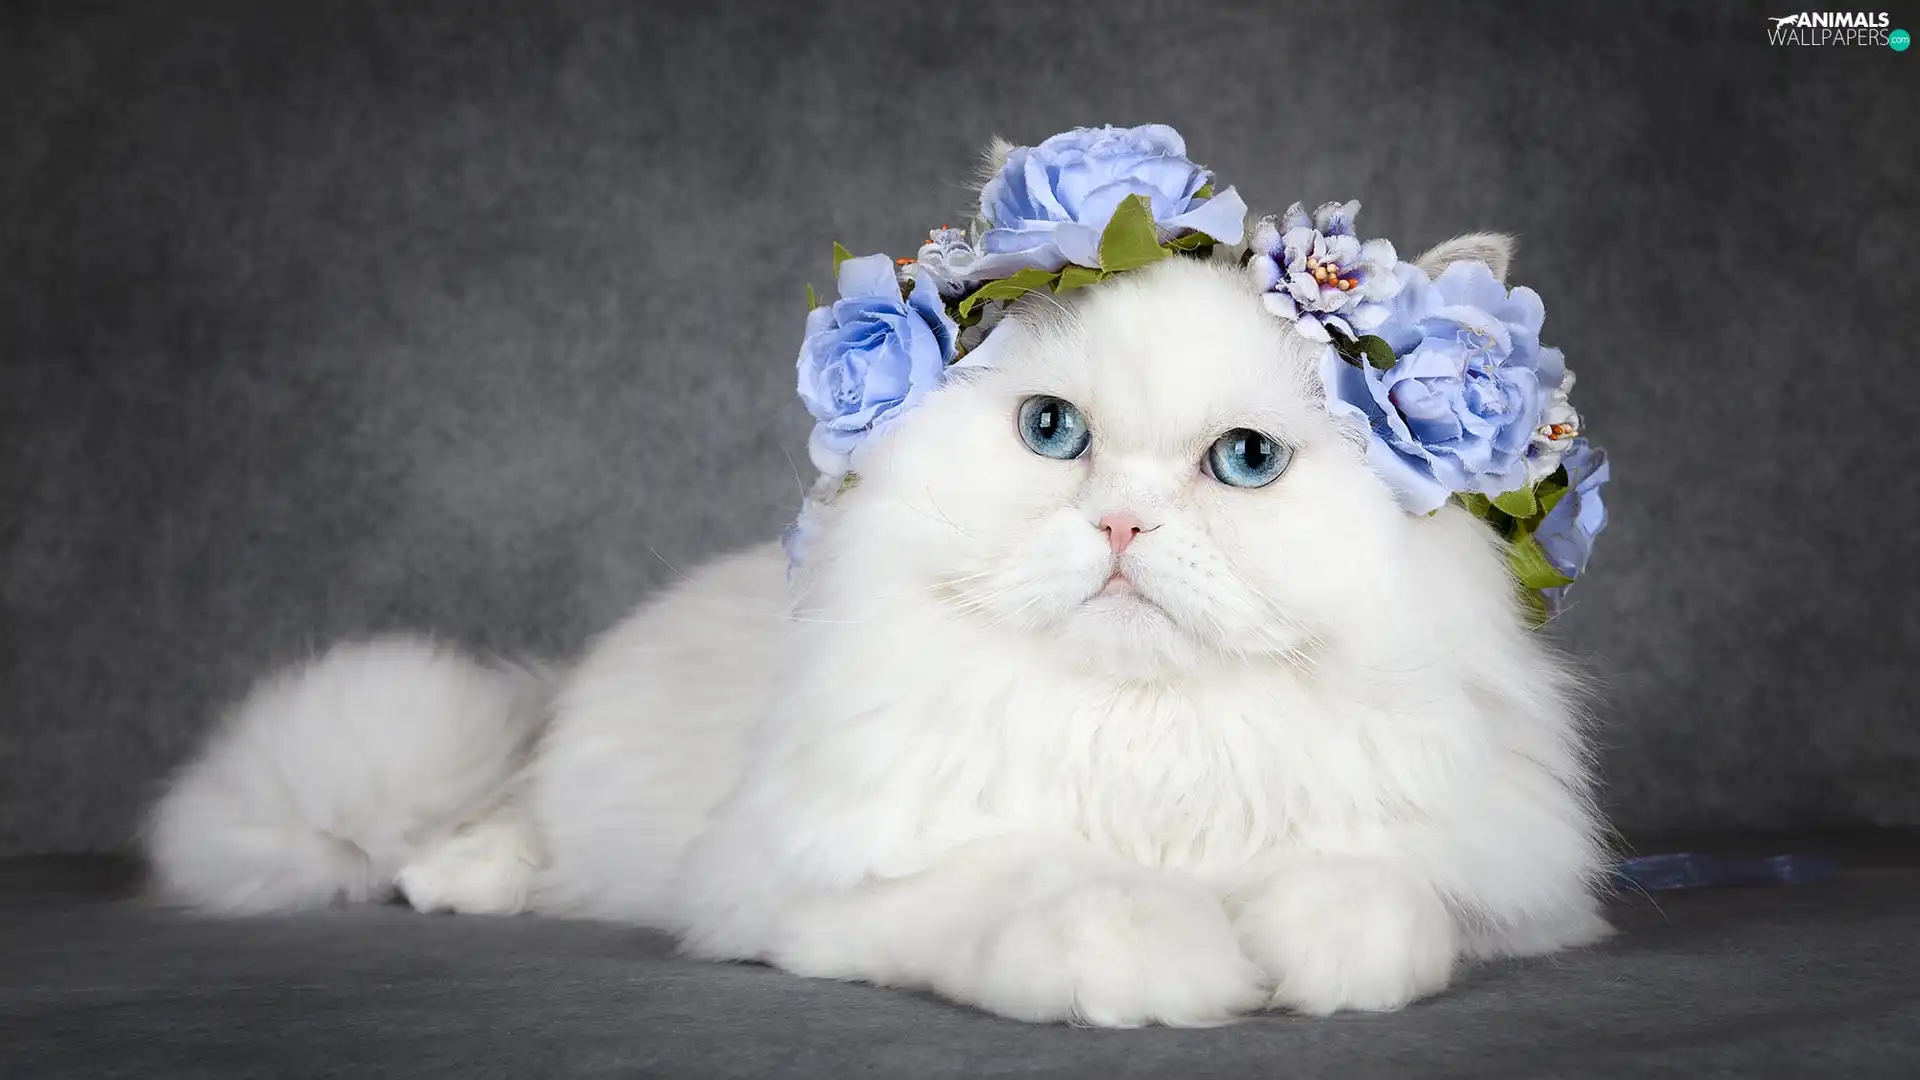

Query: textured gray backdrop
2 1 1915 856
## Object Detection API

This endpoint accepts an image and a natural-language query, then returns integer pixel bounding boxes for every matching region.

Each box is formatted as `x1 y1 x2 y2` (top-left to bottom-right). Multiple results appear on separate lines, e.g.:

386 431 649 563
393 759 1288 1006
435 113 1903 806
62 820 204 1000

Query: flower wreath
790 124 1608 621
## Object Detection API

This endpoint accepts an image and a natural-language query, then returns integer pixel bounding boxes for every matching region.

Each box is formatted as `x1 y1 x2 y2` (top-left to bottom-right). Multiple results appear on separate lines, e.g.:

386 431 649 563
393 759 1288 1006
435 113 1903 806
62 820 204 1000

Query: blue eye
1206 429 1291 488
1017 396 1091 460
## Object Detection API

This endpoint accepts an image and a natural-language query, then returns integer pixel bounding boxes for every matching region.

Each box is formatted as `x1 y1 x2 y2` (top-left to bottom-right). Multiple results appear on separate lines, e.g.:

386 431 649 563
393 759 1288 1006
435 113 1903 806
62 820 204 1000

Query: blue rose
972 124 1248 277
1535 439 1609 614
780 497 823 572
1321 260 1567 513
796 253 957 476
781 473 844 574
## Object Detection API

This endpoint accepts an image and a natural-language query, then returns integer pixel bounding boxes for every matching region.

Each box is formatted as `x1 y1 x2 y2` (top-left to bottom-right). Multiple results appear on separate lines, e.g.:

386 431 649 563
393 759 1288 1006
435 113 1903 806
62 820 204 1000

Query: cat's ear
974 137 1015 191
1415 233 1516 283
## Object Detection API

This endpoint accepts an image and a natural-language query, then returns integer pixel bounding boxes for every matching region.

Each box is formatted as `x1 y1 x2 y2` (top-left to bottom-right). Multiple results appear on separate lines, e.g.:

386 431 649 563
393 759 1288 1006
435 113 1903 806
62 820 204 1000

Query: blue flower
781 473 839 573
1321 260 1567 513
780 499 822 572
1535 439 1609 613
912 227 980 299
797 253 957 476
972 124 1247 277
1248 200 1402 343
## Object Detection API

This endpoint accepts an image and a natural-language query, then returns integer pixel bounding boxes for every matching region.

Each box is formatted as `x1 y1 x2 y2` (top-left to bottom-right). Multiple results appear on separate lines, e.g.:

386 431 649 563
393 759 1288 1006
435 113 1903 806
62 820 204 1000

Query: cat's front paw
394 816 538 916
1234 854 1457 1015
954 878 1271 1028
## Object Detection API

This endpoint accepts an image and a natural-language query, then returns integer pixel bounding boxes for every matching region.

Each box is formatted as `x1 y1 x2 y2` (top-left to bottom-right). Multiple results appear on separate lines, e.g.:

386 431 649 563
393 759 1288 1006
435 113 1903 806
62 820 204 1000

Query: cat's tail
143 635 549 913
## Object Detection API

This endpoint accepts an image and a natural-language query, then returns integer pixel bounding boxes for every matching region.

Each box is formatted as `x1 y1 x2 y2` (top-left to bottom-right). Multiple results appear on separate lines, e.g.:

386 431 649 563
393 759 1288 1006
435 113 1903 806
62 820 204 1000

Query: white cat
145 244 1610 1027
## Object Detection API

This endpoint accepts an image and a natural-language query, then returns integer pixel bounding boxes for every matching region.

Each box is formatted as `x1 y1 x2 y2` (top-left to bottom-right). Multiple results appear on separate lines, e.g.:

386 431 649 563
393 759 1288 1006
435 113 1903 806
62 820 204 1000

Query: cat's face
819 258 1413 677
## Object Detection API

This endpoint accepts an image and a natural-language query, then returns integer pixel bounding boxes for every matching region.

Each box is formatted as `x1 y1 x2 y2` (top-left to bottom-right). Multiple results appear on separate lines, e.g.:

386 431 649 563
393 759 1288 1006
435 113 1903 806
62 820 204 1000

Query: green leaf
1055 264 1109 293
1328 327 1363 367
955 267 1060 317
1098 194 1171 272
832 241 853 274
1453 492 1494 519
1357 335 1397 370
1492 486 1539 519
1508 532 1575 591
1164 231 1215 252
1194 182 1215 199
805 283 818 310
1533 465 1570 517
1536 481 1569 517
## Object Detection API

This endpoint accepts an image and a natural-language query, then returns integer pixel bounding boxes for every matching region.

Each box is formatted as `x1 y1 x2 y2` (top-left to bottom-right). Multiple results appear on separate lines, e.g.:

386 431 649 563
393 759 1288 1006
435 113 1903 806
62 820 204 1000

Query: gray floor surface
2 846 1916 1079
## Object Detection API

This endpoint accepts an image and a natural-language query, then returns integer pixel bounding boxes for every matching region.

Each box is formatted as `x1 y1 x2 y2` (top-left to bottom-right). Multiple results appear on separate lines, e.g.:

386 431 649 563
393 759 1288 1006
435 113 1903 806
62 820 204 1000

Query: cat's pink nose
1098 511 1147 556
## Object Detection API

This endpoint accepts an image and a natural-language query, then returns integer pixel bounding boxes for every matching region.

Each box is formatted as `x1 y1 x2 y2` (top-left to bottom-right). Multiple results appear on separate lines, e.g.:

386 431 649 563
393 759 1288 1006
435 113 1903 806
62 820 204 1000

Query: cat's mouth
1088 570 1168 618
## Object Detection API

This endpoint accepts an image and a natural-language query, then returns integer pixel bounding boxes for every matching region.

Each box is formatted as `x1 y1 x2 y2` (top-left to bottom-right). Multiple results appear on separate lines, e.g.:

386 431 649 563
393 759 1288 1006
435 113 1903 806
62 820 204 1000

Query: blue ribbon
1614 852 1838 891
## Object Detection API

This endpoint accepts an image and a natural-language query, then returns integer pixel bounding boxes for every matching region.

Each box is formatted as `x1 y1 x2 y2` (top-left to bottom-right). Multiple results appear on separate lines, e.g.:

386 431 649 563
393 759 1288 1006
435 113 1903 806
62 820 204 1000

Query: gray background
2 0 1915 856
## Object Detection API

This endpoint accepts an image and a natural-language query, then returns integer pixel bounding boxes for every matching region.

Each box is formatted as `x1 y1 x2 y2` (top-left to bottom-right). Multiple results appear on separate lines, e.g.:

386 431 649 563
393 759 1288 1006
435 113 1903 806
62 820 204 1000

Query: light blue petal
1130 156 1204 210
1499 284 1546 334
1320 233 1362 265
808 423 855 475
1313 199 1361 237
980 145 1037 224
1536 442 1611 577
1074 178 1161 235
1126 123 1187 157
1051 160 1106 211
1533 345 1567 392
1050 222 1103 268
1349 302 1390 332
1427 304 1513 356
1249 254 1282 293
1359 237 1397 271
1176 165 1212 203
906 265 960 361
1374 306 1425 355
1162 185 1247 244
1367 372 1424 448
1262 291 1300 320
1392 379 1463 443
965 243 1069 278
795 352 834 421
980 226 1057 255
1386 263 1433 317
1319 347 1377 423
1472 455 1530 498
857 350 910 411
1368 436 1452 513
1249 217 1282 255
1287 271 1320 305
836 253 900 300
1359 267 1403 303
1292 313 1331 342
1576 480 1609 535
1021 152 1070 221
1434 260 1508 312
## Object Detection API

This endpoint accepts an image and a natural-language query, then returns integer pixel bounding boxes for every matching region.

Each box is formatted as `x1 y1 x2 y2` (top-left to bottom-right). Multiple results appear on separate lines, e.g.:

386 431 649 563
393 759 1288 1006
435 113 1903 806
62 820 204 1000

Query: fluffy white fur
146 250 1610 1026
145 637 548 912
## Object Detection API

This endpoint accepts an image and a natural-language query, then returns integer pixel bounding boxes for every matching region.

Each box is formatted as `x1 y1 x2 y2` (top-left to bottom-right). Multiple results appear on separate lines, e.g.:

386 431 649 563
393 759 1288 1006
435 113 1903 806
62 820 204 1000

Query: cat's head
798 252 1515 678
